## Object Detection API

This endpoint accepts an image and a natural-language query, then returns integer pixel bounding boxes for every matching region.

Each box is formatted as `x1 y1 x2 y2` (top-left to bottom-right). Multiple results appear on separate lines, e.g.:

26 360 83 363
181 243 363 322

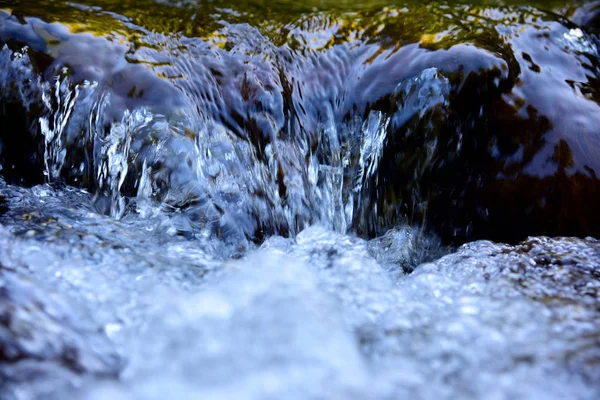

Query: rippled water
1 1 600 399
3 0 600 243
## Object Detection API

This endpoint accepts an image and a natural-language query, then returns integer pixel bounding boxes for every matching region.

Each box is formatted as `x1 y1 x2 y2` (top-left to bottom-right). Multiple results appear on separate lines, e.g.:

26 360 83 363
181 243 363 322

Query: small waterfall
2 1 600 243
355 110 390 201
4 38 453 240
40 68 76 181
2 3 600 399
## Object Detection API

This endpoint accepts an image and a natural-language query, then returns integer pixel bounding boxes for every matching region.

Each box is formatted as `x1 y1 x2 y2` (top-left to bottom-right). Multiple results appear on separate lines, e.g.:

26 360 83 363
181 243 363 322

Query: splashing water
1 1 600 399
0 181 598 399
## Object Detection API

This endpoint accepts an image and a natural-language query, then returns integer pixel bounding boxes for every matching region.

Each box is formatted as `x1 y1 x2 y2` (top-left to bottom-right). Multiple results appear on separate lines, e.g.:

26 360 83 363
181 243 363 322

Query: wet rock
359 6 600 243
420 236 600 385
0 44 47 185
503 236 600 310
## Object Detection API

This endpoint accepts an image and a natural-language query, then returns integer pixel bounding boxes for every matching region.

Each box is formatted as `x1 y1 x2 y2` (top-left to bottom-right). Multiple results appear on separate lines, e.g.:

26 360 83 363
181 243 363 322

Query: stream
1 1 599 399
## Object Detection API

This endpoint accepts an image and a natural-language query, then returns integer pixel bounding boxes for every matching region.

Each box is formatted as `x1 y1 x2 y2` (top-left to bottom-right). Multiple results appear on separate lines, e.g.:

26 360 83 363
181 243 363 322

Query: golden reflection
0 1 591 47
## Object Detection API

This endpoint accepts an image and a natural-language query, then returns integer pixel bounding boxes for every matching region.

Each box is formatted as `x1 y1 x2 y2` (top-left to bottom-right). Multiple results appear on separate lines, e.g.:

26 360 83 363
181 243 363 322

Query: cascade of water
355 110 390 200
2 3 600 398
40 69 75 180
3 1 600 243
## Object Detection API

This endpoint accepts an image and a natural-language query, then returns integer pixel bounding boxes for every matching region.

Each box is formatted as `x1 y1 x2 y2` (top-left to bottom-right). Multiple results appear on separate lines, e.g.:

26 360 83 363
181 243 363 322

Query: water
1 1 600 399
1 180 598 399
3 0 600 242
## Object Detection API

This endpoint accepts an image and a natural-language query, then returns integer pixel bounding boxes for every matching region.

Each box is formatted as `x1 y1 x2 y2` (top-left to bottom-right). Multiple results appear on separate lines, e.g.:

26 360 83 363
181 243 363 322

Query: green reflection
0 0 590 41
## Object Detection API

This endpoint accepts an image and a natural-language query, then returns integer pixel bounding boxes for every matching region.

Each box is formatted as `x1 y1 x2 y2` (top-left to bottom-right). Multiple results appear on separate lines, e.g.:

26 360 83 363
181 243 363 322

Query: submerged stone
365 7 600 243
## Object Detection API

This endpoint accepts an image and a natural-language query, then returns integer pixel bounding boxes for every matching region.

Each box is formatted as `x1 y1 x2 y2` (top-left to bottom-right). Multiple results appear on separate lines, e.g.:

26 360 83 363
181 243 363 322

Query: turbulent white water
0 181 598 400
2 2 600 398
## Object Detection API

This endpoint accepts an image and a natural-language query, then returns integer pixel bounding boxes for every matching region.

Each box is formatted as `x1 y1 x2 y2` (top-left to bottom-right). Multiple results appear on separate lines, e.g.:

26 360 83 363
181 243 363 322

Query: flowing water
1 1 600 399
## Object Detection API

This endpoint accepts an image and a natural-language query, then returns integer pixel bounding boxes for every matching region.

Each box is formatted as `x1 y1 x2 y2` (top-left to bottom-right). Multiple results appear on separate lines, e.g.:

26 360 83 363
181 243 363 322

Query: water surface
1 1 599 399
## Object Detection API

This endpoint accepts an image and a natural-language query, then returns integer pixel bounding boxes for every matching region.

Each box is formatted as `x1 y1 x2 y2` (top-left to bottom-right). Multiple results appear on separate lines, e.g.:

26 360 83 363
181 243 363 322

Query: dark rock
359 7 600 244
0 43 47 186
